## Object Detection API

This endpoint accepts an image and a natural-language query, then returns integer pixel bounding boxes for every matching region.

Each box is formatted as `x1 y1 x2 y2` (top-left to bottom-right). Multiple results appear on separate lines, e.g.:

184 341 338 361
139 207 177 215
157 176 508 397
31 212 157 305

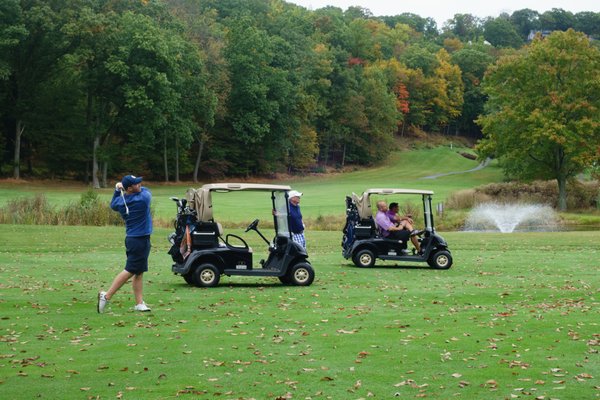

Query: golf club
120 188 129 215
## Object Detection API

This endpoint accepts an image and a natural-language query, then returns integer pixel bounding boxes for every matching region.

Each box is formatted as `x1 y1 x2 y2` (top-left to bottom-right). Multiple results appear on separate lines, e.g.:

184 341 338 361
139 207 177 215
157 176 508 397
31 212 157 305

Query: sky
286 0 600 27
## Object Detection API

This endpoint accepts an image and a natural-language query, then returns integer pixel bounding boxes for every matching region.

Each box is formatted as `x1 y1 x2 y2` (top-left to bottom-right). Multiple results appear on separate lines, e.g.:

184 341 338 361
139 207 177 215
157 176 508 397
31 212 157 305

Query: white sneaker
134 302 151 312
97 291 108 313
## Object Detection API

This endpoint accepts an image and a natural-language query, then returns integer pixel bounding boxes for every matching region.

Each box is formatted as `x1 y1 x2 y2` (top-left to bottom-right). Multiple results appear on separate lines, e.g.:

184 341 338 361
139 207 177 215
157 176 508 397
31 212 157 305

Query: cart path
420 157 491 180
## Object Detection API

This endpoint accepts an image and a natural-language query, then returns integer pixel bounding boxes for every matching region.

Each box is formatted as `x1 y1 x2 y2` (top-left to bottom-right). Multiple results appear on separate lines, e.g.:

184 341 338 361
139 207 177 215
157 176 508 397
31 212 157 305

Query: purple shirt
386 210 397 222
375 210 394 238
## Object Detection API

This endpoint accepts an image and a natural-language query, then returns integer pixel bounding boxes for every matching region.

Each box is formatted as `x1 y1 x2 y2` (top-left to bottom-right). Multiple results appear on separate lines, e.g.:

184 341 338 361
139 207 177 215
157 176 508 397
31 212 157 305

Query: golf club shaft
120 189 129 215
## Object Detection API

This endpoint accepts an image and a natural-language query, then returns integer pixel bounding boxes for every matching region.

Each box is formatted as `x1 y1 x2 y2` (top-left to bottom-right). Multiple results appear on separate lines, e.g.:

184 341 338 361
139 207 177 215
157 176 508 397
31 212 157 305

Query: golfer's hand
115 182 124 191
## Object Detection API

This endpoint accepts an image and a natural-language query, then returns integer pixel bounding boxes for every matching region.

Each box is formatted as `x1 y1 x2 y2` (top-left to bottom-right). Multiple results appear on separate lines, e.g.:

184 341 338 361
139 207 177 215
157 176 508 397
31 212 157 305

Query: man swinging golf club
98 175 152 313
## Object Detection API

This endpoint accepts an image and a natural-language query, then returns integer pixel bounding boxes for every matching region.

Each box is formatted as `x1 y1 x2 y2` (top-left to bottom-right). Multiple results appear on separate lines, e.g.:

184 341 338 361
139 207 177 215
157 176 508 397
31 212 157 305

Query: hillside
0 142 503 224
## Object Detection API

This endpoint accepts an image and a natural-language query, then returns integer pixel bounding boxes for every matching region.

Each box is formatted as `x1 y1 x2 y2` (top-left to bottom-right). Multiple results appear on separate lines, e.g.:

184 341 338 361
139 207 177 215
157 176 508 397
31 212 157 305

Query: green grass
0 145 503 226
0 224 598 399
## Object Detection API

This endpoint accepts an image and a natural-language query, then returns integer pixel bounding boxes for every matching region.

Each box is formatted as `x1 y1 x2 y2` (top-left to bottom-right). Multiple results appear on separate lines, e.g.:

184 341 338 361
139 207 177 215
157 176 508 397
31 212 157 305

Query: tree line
1 0 599 186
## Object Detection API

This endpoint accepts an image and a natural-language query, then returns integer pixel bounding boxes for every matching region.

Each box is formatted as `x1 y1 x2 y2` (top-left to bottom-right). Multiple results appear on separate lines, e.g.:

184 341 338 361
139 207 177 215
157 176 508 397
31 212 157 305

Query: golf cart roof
364 188 434 195
351 188 434 219
201 183 292 192
186 183 292 222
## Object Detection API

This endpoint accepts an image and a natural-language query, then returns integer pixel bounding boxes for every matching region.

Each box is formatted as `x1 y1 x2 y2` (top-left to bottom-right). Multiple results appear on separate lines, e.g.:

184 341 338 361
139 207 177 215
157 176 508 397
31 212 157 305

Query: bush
0 194 57 224
399 201 421 221
0 190 123 226
445 189 492 210
60 189 123 226
446 180 600 210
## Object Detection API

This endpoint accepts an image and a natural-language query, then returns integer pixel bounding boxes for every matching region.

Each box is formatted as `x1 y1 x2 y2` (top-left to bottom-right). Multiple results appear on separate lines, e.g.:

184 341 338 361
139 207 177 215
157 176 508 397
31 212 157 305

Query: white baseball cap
288 190 303 198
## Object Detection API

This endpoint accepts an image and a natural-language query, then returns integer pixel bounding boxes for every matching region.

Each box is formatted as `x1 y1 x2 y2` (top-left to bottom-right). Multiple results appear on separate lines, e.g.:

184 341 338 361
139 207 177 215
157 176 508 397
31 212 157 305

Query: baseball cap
288 190 303 198
122 175 143 189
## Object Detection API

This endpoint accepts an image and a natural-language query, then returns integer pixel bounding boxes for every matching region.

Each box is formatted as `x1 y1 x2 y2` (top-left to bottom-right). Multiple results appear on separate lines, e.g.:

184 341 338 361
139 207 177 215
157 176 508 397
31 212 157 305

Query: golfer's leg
132 273 144 305
411 235 420 251
105 270 133 300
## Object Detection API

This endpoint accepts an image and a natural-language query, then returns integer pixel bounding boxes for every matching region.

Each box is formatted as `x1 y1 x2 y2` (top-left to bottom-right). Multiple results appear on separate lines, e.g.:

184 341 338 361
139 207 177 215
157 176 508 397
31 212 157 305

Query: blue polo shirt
289 203 304 233
110 187 153 237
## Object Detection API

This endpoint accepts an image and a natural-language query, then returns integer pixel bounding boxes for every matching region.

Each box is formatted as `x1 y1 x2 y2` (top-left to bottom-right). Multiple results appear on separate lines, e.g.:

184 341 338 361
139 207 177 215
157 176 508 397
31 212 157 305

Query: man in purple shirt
375 200 420 252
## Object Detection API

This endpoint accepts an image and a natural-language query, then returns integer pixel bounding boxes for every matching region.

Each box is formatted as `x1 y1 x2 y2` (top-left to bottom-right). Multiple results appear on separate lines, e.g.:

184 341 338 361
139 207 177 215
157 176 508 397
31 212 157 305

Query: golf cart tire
289 262 315 286
183 272 195 285
353 248 376 268
428 250 453 269
193 263 221 287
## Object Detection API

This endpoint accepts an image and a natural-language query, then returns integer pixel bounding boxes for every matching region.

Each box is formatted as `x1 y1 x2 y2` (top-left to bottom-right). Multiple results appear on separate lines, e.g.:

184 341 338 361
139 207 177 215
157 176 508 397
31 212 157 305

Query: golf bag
168 199 197 263
342 196 359 250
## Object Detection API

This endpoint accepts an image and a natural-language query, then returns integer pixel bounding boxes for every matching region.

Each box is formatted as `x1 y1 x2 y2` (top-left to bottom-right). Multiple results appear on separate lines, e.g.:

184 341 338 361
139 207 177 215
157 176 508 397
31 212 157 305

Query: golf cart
342 189 453 269
167 183 315 287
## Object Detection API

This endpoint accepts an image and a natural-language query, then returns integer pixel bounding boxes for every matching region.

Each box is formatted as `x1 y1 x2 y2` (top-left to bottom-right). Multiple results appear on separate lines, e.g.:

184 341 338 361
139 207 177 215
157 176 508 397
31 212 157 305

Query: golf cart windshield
273 191 290 237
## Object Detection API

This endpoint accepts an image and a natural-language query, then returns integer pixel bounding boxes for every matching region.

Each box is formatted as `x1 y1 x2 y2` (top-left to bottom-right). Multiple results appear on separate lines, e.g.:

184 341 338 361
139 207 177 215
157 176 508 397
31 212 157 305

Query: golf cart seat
355 217 377 239
191 221 222 248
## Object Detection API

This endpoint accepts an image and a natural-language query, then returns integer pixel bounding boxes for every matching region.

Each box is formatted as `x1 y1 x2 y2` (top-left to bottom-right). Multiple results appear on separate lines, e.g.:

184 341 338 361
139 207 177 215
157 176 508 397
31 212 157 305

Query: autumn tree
451 46 494 136
477 29 600 210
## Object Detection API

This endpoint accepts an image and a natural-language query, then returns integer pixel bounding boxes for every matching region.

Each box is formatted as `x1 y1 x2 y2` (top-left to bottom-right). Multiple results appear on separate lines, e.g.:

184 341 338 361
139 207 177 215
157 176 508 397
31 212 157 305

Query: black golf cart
342 189 453 269
167 183 315 287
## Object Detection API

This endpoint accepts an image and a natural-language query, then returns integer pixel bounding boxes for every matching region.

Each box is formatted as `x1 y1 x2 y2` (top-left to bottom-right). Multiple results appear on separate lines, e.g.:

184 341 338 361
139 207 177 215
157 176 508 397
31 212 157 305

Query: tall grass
0 189 123 226
446 180 599 210
0 193 58 224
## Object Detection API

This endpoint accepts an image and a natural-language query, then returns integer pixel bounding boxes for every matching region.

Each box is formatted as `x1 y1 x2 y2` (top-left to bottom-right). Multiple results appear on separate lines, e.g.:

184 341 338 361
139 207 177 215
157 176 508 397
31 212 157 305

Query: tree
430 49 464 130
380 13 437 39
165 0 223 182
442 14 483 42
539 8 575 31
510 9 540 41
477 29 600 210
451 47 494 136
483 16 524 48
1 0 71 179
574 11 600 38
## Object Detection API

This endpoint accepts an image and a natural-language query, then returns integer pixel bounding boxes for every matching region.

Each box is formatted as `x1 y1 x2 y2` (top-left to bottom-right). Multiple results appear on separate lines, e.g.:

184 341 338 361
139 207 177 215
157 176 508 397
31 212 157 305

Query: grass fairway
0 145 504 225
1 224 598 399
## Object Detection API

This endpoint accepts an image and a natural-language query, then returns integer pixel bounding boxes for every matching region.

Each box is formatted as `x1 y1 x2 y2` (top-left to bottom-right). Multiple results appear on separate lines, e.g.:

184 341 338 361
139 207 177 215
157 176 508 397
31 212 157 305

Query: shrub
446 180 599 210
399 201 421 220
445 189 492 209
0 190 123 226
61 189 123 226
0 194 57 224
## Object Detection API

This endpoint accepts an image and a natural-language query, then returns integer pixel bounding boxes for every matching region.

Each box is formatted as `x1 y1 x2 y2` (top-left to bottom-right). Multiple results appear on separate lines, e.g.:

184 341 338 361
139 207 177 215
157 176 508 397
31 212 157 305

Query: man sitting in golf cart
375 200 420 253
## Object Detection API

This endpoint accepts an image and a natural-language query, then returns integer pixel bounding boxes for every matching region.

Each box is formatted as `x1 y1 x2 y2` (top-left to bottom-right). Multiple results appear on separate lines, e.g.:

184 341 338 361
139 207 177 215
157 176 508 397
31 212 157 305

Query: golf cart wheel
353 248 375 268
183 272 195 285
428 250 453 269
288 262 315 286
193 263 221 287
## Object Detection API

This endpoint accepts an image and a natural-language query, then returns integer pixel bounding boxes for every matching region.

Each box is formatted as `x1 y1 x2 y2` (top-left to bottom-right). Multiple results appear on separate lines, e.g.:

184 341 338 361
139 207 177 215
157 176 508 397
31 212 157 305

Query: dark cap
122 175 143 189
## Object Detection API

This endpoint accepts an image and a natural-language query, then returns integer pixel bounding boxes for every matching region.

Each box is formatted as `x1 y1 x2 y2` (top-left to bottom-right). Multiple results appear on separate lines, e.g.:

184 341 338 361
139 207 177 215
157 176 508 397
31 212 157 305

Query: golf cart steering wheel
245 219 259 232
225 234 249 250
